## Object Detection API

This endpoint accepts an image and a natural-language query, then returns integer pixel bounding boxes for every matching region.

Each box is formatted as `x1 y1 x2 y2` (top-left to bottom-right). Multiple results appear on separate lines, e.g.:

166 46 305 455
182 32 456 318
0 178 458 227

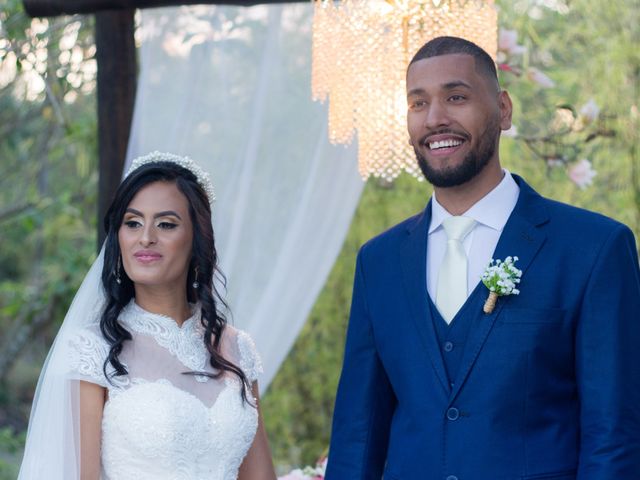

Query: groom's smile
421 130 469 159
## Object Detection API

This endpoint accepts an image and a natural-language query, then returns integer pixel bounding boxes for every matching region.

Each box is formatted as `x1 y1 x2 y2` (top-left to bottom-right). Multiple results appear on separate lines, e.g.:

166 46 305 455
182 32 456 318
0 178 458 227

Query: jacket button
446 476 459 480
444 341 454 352
446 407 460 421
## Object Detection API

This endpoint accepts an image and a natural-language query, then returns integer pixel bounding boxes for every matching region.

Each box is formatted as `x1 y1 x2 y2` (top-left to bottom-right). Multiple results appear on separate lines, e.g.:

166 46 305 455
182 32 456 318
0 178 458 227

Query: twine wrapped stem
483 291 499 314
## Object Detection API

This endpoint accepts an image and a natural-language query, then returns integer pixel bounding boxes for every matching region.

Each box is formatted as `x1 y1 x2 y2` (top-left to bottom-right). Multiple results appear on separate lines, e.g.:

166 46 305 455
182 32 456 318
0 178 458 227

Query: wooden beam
95 9 136 246
24 0 301 17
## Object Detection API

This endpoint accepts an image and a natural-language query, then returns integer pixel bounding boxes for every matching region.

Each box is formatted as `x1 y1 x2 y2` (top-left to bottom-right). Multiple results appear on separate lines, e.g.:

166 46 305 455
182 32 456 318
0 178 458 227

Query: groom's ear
498 91 513 131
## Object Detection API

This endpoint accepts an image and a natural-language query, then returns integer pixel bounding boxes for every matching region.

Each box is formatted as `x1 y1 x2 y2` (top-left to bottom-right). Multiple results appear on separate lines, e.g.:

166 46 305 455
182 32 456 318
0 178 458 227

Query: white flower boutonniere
481 256 522 314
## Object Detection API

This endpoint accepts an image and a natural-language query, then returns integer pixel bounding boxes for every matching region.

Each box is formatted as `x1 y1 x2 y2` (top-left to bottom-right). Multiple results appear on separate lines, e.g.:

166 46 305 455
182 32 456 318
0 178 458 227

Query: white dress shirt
426 170 520 303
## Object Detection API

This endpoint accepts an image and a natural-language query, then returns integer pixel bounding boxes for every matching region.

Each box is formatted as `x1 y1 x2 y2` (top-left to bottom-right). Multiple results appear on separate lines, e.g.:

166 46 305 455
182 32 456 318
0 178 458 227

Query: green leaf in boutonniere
481 256 522 314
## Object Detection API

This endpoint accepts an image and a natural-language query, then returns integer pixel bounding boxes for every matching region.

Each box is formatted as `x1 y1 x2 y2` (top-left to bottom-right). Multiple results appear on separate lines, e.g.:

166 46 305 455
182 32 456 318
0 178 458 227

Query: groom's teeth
429 139 463 150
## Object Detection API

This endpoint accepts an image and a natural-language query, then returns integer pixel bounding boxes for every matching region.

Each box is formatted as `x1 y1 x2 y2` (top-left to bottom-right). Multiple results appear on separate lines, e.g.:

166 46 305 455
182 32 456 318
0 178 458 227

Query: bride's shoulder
222 325 263 383
221 324 252 346
66 324 112 387
67 323 108 354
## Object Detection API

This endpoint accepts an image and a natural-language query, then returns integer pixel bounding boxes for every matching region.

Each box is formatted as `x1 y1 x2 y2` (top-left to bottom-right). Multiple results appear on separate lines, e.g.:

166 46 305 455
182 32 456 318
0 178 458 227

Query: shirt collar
428 170 520 234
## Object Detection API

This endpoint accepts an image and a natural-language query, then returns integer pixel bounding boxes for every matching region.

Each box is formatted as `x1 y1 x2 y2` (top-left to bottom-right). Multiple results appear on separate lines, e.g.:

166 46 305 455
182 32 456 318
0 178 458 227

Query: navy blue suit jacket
326 176 640 480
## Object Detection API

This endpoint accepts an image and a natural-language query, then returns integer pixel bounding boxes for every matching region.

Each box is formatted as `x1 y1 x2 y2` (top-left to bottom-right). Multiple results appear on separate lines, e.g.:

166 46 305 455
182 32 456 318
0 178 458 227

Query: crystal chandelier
312 0 497 181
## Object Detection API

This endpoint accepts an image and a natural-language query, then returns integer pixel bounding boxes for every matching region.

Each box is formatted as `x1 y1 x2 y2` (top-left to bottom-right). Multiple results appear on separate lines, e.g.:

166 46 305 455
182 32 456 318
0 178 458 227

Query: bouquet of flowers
278 457 327 480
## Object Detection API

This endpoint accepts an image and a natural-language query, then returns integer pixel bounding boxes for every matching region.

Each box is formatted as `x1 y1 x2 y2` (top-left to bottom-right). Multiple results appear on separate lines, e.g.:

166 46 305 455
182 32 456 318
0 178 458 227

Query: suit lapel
399 202 450 393
449 176 549 402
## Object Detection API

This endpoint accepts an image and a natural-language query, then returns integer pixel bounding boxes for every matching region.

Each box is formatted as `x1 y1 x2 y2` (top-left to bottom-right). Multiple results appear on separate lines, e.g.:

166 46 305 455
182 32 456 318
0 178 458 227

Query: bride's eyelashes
123 219 142 229
122 219 180 230
157 221 178 230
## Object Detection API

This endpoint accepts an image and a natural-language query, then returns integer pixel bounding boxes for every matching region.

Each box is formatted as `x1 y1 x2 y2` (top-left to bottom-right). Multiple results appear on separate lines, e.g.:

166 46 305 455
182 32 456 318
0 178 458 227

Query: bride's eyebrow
124 208 182 220
124 208 143 217
154 210 182 220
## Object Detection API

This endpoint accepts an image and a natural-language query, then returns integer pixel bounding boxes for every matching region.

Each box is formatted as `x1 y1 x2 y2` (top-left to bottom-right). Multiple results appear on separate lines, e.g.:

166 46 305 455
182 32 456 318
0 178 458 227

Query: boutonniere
481 256 522 314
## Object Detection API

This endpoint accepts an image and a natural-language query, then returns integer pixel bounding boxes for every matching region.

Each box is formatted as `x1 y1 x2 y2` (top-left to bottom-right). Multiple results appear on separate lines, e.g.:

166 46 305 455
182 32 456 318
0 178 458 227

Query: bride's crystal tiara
126 151 216 204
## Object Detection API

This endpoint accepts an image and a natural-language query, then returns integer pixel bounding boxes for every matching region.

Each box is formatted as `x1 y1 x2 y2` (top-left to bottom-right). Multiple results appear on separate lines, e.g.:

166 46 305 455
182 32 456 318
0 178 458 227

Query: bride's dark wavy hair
100 160 252 404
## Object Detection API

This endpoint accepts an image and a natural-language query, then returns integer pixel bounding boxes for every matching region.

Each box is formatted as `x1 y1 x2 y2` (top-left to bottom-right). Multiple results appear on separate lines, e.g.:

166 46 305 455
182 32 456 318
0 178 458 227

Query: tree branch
0 202 35 223
0 295 57 382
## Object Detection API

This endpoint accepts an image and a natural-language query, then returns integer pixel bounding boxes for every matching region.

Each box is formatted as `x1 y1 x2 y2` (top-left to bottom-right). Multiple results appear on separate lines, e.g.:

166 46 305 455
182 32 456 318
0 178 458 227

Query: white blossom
579 98 600 124
498 29 527 56
278 470 310 480
502 125 518 138
482 257 522 296
568 159 597 189
546 157 564 168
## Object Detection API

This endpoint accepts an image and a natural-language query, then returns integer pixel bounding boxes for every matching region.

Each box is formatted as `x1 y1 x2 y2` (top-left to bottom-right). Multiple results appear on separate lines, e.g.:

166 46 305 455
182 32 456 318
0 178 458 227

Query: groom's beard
414 119 500 188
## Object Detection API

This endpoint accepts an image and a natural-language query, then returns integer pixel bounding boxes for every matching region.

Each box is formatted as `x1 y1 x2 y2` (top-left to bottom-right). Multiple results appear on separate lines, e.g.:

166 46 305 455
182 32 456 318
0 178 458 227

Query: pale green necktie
436 216 476 324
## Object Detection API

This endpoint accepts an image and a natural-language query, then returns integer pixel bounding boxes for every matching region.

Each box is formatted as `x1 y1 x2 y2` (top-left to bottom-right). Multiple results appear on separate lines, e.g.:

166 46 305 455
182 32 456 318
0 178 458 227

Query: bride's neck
132 285 191 326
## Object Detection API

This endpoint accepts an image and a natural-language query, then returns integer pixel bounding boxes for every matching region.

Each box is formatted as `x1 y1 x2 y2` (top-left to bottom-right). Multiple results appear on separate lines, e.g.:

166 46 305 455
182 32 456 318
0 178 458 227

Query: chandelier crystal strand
356 1 400 178
311 1 330 103
312 0 497 181
330 1 358 144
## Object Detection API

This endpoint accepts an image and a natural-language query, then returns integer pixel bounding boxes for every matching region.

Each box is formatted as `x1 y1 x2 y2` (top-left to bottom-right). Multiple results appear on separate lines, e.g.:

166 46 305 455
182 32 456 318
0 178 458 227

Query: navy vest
428 282 485 387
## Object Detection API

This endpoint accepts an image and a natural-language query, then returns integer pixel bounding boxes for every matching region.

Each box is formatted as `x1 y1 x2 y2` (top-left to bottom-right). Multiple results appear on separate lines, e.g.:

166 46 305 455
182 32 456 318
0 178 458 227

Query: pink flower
568 159 597 189
498 63 522 77
498 29 527 56
526 67 555 88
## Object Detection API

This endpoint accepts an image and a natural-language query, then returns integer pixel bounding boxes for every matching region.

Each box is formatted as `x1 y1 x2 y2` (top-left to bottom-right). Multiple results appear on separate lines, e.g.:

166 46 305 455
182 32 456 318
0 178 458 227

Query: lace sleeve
67 327 111 388
236 330 263 384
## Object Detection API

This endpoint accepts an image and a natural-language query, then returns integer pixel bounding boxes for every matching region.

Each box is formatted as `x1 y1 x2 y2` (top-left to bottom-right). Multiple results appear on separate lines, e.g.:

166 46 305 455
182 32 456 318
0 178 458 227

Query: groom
325 36 640 479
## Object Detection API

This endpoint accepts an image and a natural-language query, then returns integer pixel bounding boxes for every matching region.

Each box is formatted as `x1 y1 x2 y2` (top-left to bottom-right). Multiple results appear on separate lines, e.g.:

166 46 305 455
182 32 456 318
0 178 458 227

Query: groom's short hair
409 36 500 91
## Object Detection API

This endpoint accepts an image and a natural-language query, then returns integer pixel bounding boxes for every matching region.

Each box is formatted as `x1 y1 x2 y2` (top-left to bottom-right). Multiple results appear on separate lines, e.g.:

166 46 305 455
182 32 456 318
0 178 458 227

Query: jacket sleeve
325 248 396 480
576 224 640 477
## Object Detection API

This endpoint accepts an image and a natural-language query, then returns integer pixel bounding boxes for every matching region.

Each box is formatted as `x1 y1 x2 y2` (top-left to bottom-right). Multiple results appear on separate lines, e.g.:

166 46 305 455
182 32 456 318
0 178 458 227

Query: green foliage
497 0 639 233
0 1 98 468
0 427 24 480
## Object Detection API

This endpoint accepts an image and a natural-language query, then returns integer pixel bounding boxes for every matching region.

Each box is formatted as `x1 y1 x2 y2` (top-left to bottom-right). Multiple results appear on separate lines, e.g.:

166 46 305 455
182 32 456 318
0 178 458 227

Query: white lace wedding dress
68 301 262 480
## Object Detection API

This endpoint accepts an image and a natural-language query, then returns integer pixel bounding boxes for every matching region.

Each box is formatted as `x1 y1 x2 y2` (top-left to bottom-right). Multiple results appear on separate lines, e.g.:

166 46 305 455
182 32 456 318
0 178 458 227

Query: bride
18 152 277 480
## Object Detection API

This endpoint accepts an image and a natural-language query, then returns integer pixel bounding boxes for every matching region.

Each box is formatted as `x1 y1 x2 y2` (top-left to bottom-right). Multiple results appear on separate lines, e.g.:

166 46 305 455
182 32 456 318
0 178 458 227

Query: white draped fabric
125 4 363 390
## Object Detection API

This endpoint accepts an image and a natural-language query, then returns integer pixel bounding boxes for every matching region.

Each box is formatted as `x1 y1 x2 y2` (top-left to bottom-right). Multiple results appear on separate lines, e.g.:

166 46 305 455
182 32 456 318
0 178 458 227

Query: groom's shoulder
517 174 631 236
539 194 629 236
535 197 639 271
360 210 424 254
520 181 637 255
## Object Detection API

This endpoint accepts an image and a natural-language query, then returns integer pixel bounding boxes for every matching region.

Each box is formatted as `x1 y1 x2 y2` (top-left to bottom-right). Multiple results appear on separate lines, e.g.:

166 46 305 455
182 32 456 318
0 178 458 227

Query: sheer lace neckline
119 300 208 379
126 300 200 330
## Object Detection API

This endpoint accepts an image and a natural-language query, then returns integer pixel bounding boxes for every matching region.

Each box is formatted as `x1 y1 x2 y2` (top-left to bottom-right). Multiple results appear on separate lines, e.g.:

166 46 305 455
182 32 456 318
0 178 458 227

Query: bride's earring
192 266 199 289
115 256 122 284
